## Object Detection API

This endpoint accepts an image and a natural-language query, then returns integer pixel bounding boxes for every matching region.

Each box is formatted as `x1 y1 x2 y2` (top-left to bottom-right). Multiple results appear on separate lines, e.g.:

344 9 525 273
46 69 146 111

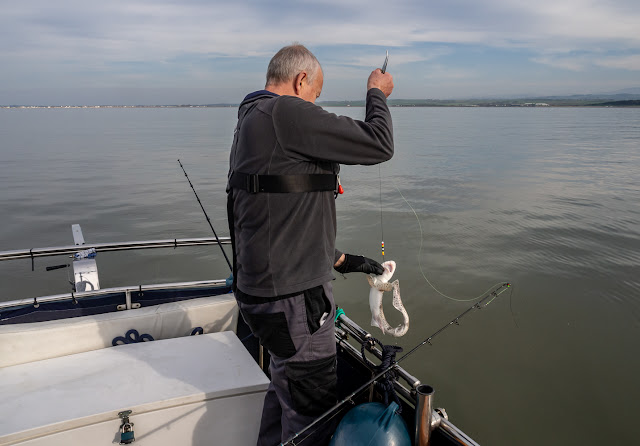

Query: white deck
0 332 269 445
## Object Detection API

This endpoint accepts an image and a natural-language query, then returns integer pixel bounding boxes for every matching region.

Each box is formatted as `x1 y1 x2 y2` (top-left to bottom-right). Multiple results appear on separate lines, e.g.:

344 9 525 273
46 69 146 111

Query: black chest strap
229 171 337 194
227 171 338 292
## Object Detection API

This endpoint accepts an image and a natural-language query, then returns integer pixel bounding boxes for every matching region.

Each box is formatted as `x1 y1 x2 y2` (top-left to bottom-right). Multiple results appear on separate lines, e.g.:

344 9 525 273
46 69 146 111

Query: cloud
531 55 590 72
532 51 640 72
595 54 640 71
2 0 640 103
328 49 451 70
5 0 640 60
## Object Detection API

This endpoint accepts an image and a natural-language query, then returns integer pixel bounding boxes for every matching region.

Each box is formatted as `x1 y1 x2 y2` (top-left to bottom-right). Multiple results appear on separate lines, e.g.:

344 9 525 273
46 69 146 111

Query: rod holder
415 384 435 446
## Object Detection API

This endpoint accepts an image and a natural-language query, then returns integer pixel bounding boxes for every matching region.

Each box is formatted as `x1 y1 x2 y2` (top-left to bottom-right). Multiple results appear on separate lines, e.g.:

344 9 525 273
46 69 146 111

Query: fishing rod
281 281 511 446
177 159 232 272
379 50 388 261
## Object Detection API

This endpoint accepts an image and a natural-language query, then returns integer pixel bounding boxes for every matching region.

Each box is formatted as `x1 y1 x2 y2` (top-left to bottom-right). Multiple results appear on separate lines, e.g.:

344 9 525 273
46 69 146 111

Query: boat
0 225 481 446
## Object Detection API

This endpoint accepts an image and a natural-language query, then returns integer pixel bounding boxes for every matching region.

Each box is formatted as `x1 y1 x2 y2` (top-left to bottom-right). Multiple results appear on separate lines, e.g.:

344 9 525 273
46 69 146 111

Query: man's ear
293 72 307 96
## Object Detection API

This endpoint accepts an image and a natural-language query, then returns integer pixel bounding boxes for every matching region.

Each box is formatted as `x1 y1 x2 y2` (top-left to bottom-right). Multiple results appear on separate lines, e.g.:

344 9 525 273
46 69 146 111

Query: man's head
265 44 323 103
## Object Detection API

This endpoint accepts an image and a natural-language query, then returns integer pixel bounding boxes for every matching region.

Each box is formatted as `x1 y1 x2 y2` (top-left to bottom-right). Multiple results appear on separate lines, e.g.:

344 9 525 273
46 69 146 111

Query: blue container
329 401 411 446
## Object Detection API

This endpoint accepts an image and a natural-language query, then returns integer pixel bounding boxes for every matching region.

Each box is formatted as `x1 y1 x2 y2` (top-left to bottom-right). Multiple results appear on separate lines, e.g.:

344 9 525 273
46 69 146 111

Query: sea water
1 106 639 445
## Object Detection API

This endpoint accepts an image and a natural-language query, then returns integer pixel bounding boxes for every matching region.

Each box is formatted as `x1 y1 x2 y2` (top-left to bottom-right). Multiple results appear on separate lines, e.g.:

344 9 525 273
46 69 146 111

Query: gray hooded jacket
227 88 393 297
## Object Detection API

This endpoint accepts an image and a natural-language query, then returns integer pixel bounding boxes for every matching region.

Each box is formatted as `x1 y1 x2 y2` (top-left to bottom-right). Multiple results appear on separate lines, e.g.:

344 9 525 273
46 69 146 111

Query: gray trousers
237 282 338 446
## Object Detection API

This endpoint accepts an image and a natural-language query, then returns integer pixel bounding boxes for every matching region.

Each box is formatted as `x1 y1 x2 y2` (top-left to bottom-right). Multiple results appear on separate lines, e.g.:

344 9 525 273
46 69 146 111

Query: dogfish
367 260 409 337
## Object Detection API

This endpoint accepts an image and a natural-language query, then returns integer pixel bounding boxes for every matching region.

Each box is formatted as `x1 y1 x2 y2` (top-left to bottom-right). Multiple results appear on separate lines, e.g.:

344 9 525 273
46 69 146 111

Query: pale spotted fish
366 260 409 337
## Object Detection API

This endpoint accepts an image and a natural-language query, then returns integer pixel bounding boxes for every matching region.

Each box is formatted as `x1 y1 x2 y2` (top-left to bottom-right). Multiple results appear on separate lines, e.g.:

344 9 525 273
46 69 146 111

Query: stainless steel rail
439 418 481 446
0 279 227 310
338 313 373 342
0 237 232 262
335 325 414 404
415 384 435 446
337 313 421 389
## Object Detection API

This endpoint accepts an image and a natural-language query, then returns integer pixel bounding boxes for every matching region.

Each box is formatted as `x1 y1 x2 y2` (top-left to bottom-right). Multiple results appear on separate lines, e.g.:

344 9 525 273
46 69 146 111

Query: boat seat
0 293 238 368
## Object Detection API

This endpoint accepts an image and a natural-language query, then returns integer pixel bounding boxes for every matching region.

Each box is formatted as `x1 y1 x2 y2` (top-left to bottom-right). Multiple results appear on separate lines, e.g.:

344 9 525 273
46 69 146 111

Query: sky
1 0 639 105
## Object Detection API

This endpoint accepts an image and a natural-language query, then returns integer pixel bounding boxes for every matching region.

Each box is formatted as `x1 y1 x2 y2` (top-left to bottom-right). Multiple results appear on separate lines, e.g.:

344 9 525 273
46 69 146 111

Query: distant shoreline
2 99 640 109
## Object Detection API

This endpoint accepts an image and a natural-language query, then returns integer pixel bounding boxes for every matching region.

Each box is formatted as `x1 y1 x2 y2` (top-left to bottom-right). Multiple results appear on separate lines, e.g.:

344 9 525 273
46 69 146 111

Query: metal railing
0 237 231 262
0 279 228 310
337 313 421 389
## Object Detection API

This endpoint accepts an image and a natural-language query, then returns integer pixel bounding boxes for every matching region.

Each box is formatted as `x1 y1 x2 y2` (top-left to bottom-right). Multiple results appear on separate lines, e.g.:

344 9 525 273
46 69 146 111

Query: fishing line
394 184 508 303
379 164 385 260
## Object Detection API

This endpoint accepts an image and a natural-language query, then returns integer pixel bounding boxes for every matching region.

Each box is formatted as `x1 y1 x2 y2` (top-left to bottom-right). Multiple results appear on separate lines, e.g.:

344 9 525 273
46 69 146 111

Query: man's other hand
367 69 394 98
334 254 384 275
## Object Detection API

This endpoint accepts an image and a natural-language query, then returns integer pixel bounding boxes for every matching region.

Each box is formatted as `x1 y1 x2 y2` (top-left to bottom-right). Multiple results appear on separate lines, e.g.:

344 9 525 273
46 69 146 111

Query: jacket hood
238 90 279 118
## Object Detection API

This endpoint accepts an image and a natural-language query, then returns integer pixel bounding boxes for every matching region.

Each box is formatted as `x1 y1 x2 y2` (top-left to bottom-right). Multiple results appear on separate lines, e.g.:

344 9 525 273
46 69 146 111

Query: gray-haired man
227 44 394 445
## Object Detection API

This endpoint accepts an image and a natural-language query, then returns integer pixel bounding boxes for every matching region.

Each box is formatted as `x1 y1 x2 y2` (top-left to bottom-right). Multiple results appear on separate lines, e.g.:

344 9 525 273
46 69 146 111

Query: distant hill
588 100 640 107
5 87 639 108
605 87 640 95
317 98 640 107
316 89 640 107
536 93 640 101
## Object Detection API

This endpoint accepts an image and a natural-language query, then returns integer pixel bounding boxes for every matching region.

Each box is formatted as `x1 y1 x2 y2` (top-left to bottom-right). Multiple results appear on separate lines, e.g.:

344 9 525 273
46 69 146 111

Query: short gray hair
265 44 322 86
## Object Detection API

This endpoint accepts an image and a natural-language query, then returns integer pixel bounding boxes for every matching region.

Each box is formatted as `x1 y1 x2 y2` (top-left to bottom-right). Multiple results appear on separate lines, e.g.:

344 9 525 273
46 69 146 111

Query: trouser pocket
304 285 331 335
285 355 337 417
240 310 296 359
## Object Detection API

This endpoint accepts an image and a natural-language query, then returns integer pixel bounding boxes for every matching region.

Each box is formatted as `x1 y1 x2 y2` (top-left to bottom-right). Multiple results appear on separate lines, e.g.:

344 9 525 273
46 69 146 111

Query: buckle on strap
246 174 259 194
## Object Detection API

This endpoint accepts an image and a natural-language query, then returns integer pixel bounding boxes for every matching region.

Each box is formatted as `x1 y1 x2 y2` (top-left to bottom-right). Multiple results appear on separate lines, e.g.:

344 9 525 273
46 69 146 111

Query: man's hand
367 69 394 98
334 254 384 275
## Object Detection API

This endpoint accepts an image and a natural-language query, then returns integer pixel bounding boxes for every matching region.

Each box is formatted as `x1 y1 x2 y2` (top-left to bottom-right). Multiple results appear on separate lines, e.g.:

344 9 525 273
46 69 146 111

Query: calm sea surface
1 106 639 445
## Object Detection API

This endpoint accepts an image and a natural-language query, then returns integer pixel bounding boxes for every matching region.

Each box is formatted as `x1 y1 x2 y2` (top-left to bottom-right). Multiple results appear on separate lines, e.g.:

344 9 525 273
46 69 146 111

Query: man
227 44 394 445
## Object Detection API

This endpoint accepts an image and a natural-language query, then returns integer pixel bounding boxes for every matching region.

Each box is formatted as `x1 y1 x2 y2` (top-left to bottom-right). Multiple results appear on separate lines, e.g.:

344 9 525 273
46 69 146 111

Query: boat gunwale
0 279 228 310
